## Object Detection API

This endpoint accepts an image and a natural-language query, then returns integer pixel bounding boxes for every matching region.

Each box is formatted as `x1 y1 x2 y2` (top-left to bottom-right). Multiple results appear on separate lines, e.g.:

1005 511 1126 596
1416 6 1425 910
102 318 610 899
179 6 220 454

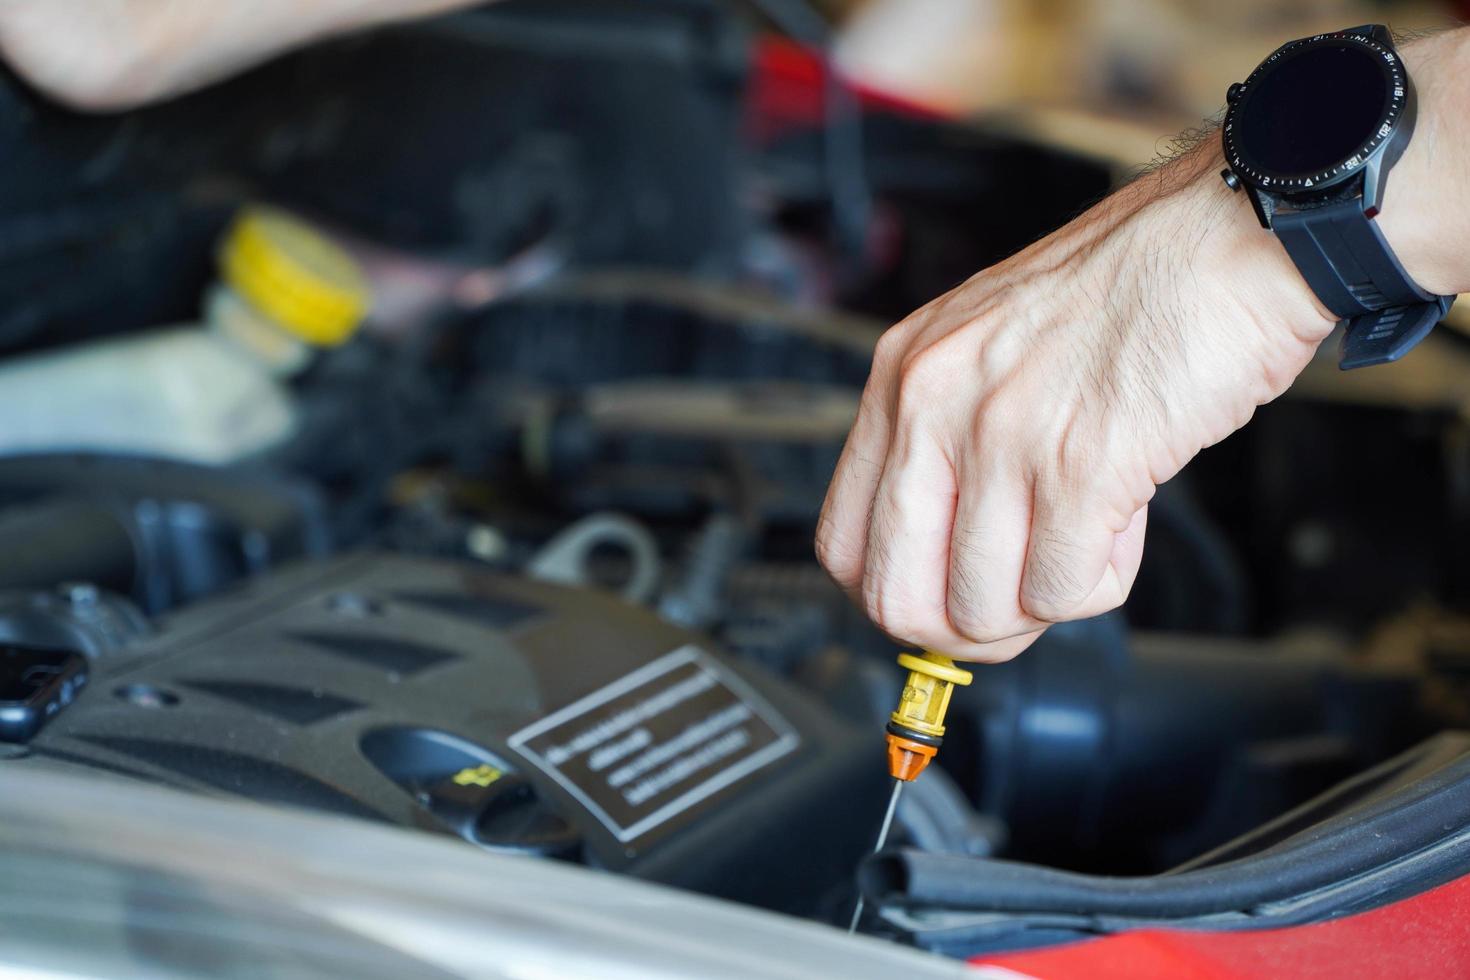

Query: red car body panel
974 874 1470 978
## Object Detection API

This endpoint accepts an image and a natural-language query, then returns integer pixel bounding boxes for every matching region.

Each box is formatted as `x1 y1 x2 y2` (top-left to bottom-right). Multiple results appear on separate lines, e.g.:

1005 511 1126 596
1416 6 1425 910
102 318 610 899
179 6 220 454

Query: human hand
816 143 1340 662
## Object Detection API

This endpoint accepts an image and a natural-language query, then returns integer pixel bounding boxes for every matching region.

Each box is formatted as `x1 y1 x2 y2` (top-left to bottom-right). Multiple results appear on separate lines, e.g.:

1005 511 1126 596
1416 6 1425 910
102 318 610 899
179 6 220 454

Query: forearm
1374 27 1470 298
1136 26 1470 374
0 0 486 110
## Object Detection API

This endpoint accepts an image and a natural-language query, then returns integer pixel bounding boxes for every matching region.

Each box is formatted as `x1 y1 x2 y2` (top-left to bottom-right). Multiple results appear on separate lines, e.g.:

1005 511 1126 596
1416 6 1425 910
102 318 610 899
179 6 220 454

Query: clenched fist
817 33 1470 665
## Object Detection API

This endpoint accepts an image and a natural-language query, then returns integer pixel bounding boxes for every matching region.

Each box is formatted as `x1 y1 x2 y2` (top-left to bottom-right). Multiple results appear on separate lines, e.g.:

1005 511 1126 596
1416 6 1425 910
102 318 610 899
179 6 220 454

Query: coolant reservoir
0 206 369 464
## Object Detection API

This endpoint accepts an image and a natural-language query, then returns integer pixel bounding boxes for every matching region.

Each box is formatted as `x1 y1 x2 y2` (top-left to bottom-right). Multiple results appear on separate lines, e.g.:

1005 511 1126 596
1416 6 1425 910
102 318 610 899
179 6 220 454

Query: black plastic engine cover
21 554 884 915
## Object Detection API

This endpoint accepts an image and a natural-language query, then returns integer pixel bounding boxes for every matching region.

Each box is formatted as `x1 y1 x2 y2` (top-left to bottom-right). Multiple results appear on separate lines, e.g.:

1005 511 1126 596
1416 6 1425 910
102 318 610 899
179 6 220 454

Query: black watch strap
1272 199 1453 369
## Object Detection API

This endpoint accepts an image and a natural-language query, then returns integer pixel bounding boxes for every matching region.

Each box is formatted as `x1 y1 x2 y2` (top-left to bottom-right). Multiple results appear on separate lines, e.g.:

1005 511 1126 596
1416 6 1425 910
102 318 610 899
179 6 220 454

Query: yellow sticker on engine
451 763 504 788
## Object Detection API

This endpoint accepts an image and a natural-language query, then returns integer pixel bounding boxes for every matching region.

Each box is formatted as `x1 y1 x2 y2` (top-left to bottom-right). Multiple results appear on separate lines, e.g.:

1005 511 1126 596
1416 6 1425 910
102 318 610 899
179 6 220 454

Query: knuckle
946 528 1029 643
964 399 1002 448
945 534 1009 642
871 323 912 374
973 320 1023 385
814 521 860 586
1052 423 1105 487
1018 581 1068 621
861 578 931 646
894 341 957 416
1018 593 1073 624
896 345 939 388
1020 533 1091 621
1019 586 1084 623
968 393 1022 454
946 601 1006 644
947 599 1029 644
858 543 894 628
860 585 902 637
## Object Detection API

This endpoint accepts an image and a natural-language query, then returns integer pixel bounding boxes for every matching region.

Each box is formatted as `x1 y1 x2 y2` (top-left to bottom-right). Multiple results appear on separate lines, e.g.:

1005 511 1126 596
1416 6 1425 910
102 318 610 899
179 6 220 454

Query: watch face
1224 33 1406 192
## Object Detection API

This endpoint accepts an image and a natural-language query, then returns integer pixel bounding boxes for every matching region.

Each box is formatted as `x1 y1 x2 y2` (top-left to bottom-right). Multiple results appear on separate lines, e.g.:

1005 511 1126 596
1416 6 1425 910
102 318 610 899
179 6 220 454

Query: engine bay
5 1 1470 967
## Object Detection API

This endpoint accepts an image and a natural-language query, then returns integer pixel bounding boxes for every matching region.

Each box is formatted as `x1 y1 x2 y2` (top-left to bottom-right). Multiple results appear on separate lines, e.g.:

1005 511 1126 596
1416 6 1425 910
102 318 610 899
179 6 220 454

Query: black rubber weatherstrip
860 739 1470 918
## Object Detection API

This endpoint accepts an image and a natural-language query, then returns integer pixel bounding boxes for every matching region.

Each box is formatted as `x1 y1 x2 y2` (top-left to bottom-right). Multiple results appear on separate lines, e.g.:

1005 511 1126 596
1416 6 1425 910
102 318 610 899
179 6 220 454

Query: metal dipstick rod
848 651 973 936
847 777 904 933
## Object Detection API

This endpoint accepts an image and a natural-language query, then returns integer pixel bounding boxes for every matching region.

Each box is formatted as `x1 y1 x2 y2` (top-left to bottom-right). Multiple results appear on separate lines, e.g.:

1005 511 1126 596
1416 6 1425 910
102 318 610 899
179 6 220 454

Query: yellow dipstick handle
885 651 972 782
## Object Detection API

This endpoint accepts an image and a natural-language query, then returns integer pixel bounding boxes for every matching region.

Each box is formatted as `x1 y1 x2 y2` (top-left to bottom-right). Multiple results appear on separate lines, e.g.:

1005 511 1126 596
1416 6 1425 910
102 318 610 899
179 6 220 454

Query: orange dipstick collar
886 732 938 782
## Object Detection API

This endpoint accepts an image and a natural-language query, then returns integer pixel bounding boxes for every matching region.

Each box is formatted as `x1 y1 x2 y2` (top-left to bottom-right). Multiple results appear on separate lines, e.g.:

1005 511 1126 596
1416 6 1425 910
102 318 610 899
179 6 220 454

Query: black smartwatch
1220 25 1453 370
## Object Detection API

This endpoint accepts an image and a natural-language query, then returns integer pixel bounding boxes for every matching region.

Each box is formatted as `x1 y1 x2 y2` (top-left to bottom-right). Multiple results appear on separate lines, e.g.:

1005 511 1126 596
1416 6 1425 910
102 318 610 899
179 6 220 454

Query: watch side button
1226 82 1245 103
1221 168 1242 191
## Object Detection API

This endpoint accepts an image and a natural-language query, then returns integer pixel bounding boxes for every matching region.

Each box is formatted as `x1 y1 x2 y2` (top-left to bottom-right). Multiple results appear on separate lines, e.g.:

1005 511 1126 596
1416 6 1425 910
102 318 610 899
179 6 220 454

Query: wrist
1169 144 1340 348
1376 28 1470 297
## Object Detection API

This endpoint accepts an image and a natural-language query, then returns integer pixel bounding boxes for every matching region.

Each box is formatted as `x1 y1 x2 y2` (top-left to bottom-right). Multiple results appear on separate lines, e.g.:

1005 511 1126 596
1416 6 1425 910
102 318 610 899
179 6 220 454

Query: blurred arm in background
0 0 485 111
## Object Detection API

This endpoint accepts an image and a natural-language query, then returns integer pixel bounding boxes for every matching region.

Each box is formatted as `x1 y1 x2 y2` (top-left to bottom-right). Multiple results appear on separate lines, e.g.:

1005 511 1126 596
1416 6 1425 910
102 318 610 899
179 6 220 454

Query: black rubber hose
861 737 1470 918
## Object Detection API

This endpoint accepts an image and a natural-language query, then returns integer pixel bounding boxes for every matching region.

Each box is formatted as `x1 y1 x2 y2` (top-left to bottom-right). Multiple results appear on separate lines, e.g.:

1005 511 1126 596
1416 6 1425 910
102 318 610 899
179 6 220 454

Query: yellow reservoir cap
219 205 370 347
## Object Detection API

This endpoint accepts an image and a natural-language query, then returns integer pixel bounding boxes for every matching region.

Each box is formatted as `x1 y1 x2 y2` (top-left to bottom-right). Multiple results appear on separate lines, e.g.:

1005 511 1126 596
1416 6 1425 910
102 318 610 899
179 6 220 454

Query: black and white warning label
508 645 800 844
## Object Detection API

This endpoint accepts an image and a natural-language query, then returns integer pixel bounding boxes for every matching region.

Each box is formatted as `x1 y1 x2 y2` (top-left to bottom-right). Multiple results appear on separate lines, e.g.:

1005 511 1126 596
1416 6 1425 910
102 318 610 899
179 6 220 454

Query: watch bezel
1223 31 1408 195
